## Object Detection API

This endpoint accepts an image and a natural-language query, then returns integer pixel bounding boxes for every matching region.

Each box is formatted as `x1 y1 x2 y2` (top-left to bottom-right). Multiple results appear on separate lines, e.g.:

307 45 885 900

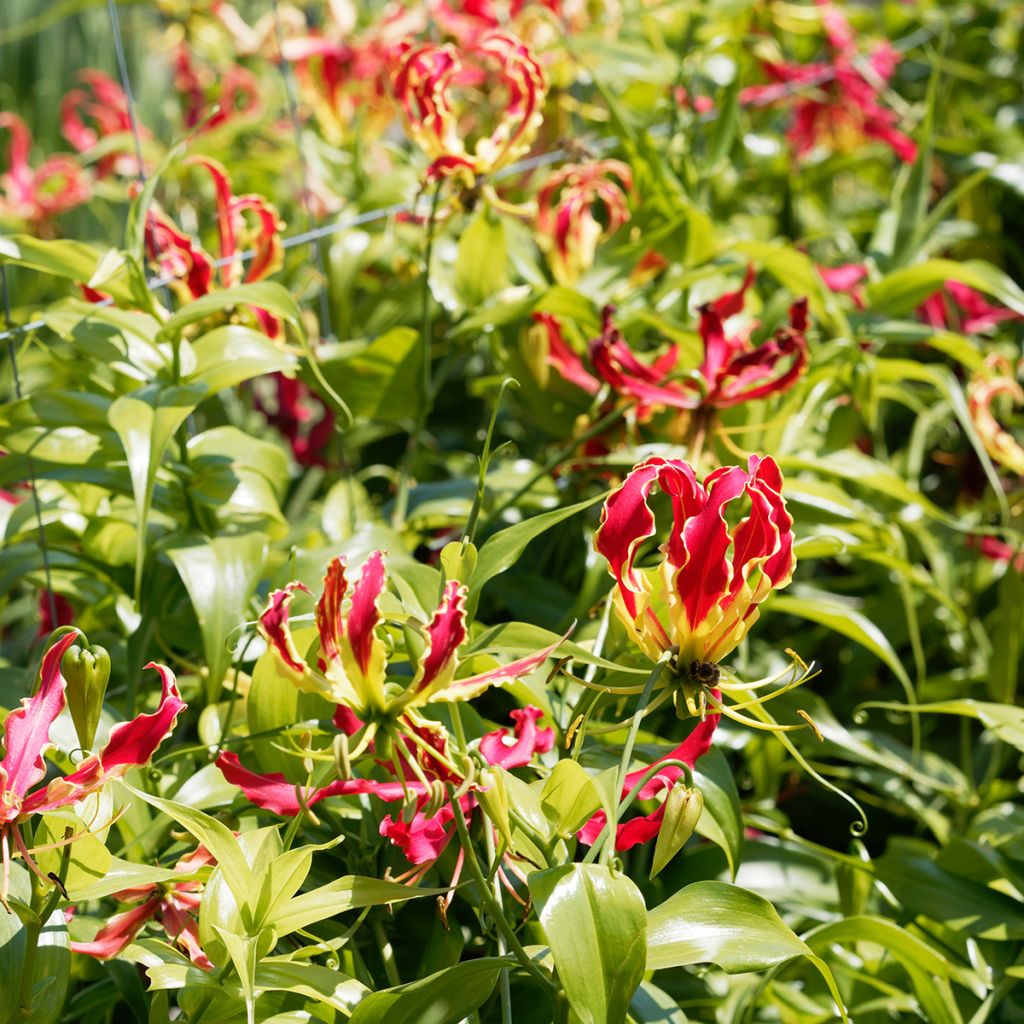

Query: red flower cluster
741 0 917 163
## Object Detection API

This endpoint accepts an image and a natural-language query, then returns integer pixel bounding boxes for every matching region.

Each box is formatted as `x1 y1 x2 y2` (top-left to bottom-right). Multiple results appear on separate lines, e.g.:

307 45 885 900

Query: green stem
449 791 555 995
372 917 401 987
484 826 513 1024
487 403 630 526
393 179 444 530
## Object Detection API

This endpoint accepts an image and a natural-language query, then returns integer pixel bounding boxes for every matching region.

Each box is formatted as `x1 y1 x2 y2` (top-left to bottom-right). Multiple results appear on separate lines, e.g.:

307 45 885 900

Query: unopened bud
650 786 703 879
475 768 511 846
61 642 111 752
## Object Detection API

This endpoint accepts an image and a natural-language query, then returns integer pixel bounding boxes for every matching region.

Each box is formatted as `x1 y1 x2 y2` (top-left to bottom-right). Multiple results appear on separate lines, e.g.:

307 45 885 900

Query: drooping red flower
392 31 547 181
173 44 262 132
0 113 91 229
578 713 718 851
252 374 335 467
918 280 1024 336
594 454 795 666
145 157 283 334
740 0 917 163
536 160 633 284
71 844 215 968
538 271 808 415
60 70 144 178
0 633 185 905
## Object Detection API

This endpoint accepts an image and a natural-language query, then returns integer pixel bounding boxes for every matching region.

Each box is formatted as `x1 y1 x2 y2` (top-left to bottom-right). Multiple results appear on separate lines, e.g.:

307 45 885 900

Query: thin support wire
106 0 146 183
0 266 58 627
269 0 336 342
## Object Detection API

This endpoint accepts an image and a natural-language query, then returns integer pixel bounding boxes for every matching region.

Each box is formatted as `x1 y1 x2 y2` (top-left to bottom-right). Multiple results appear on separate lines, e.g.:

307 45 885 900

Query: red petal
414 580 468 696
479 706 554 768
315 557 348 663
0 631 79 805
216 751 419 817
259 582 311 676
379 803 456 865
346 551 387 678
70 897 162 959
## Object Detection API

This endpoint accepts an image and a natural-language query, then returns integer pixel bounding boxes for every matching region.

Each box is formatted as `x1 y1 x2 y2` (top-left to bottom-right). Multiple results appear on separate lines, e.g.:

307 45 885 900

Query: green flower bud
650 786 703 880
61 642 111 752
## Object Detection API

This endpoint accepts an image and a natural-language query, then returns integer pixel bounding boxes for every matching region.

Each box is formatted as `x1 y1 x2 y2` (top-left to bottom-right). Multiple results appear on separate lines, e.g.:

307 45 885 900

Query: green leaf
186 325 296 394
349 958 508 1024
463 621 646 675
271 876 446 936
875 855 1024 939
529 863 647 1024
108 384 207 599
646 881 846 1020
253 962 369 1015
988 570 1024 703
123 786 253 912
768 590 915 697
469 493 605 598
319 327 423 422
455 210 508 307
858 699 1024 754
539 760 603 837
69 856 180 902
166 531 268 702
0 234 135 304
629 981 688 1024
0 865 70 1024
691 747 743 880
866 258 1024 317
155 283 306 343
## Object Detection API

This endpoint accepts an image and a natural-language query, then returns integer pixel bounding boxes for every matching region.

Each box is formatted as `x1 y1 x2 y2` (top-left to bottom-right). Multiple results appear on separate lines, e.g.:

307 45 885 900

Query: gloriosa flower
392 31 547 182
173 44 262 132
71 844 214 968
536 160 633 284
0 632 185 906
145 157 284 333
968 355 1024 478
218 550 562 812
0 113 91 229
536 270 808 415
918 281 1024 336
740 0 916 164
60 70 144 178
594 455 795 669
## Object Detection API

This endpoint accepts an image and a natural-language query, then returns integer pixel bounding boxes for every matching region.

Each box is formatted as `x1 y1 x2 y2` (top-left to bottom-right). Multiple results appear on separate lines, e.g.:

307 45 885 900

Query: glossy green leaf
646 881 846 1020
455 210 508 307
469 493 605 598
108 384 206 597
155 282 306 342
349 958 508 1024
866 258 1024 316
0 234 134 304
529 863 647 1024
691 747 743 879
540 759 603 837
186 325 296 394
166 531 268 702
0 865 70 1024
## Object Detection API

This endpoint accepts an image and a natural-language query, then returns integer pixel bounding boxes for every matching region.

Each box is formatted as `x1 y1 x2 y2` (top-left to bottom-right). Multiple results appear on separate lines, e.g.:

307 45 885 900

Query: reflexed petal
435 630 568 702
379 802 456 865
22 663 185 815
343 551 389 708
0 630 79 807
533 312 600 395
216 751 420 817
315 557 348 663
412 580 468 700
260 582 312 679
70 897 162 959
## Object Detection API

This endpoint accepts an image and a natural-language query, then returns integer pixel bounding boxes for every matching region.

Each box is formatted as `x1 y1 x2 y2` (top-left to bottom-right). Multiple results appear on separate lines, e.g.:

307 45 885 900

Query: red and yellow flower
536 160 633 284
393 31 547 182
594 455 795 668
